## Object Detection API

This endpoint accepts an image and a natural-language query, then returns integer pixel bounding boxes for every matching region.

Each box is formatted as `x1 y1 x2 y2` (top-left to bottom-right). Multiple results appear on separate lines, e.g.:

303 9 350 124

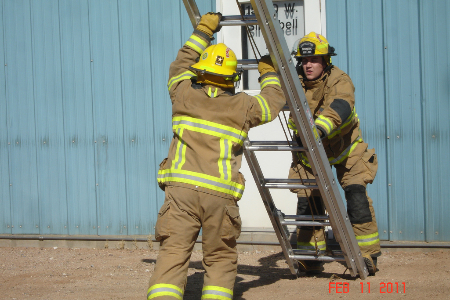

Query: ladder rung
265 178 316 184
244 141 306 151
292 249 345 256
283 215 329 221
290 254 346 262
280 220 330 227
263 183 319 190
220 15 258 26
237 59 258 71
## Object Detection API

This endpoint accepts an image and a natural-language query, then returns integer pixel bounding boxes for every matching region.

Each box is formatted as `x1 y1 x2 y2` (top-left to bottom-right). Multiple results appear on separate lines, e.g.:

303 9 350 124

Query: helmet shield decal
299 41 315 56
215 56 224 66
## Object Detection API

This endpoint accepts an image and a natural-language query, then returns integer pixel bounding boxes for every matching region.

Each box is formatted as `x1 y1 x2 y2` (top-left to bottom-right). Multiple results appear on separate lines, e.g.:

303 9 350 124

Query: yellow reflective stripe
288 118 296 130
202 286 233 300
358 239 380 247
260 76 281 89
208 87 218 98
225 61 237 67
254 94 272 124
202 295 232 300
218 139 232 180
288 118 299 135
297 241 326 249
172 116 247 145
172 128 186 170
328 108 358 139
168 70 195 91
328 137 362 165
357 236 380 247
185 34 208 53
356 232 380 247
299 137 362 167
356 232 379 240
315 115 333 135
148 284 183 300
158 168 245 199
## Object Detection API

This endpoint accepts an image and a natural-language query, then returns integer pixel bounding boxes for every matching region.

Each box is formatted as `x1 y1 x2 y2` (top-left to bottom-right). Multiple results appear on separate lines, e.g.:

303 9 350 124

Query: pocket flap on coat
225 205 240 220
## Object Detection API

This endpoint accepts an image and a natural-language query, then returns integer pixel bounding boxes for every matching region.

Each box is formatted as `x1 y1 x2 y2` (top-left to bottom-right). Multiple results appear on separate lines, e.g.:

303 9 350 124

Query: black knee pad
297 197 310 215
297 196 324 216
344 184 372 224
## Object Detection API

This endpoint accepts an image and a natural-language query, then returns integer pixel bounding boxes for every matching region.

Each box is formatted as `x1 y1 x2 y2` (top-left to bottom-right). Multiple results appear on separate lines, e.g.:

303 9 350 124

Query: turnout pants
148 186 241 300
289 144 381 257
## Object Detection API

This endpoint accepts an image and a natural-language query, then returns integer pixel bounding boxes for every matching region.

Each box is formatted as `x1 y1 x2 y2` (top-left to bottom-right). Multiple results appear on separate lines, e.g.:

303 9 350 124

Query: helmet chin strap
197 74 235 89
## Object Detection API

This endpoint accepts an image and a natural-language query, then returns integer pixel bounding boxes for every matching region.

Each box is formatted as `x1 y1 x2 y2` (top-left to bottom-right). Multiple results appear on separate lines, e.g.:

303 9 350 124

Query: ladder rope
234 0 331 262
235 0 261 60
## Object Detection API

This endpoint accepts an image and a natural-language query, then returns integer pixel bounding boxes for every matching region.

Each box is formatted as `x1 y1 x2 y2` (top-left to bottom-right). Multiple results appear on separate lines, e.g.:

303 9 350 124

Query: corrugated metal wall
326 0 450 241
0 0 215 236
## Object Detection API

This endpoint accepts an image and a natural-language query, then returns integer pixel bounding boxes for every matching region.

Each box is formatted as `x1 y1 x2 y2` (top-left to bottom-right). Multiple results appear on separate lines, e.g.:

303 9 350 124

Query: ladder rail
249 0 368 279
243 141 298 275
181 0 368 279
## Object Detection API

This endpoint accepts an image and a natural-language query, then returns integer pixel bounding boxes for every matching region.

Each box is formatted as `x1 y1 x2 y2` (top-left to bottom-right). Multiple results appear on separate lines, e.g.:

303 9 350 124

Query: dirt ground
1 246 449 300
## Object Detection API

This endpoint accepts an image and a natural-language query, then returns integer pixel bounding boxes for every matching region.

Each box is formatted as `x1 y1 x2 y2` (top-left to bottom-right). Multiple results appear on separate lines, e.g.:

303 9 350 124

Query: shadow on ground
142 252 356 299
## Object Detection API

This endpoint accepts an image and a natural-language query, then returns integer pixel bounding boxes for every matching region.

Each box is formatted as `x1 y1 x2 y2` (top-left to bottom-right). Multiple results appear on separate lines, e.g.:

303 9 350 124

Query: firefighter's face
302 56 326 80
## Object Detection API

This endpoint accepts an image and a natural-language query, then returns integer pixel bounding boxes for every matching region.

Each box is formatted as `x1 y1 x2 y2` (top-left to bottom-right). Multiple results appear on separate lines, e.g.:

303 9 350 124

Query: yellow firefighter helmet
295 32 336 65
190 43 240 88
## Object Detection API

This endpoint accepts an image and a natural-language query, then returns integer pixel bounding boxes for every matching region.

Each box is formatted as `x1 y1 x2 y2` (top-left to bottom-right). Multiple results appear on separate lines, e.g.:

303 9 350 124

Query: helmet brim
189 65 237 78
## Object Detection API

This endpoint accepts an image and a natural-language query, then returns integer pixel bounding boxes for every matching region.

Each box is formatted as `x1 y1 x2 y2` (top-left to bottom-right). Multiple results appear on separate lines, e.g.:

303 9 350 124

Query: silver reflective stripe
168 71 195 90
357 234 379 244
159 171 244 195
255 95 269 123
174 128 185 169
186 36 207 53
173 119 244 141
202 290 232 299
328 108 357 138
260 77 280 88
317 116 333 131
328 137 361 165
222 139 230 180
297 245 326 250
148 287 183 298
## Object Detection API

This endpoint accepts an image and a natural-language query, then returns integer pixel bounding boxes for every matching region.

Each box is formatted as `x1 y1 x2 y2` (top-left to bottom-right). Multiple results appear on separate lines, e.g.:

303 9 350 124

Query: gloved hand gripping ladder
182 0 369 280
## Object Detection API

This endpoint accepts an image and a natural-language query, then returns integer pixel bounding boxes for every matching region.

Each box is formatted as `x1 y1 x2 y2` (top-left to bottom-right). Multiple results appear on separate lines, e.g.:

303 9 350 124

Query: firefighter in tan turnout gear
147 13 286 299
288 32 381 275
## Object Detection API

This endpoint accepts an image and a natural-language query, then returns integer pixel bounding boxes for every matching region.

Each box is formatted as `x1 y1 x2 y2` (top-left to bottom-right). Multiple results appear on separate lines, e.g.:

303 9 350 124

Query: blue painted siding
327 0 449 241
0 0 215 236
3 0 40 234
0 0 11 234
59 0 97 235
420 0 450 242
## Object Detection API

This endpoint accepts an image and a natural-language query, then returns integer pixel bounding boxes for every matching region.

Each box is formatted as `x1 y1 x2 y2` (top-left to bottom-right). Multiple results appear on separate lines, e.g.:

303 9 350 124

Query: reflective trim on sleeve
172 116 247 146
254 94 272 124
356 232 380 247
168 70 196 91
260 76 281 89
158 168 245 199
328 107 359 139
288 118 298 134
201 286 233 300
185 34 209 54
315 115 334 136
147 284 183 300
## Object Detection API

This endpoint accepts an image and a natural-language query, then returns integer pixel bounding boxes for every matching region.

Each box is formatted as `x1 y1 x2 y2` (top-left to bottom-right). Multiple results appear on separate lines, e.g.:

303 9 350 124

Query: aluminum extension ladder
182 0 369 279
